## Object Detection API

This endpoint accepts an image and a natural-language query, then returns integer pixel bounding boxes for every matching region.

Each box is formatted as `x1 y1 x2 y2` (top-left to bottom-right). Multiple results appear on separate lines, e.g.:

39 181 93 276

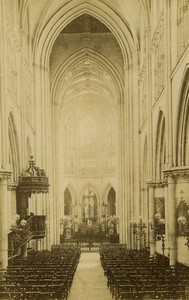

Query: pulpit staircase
8 215 46 260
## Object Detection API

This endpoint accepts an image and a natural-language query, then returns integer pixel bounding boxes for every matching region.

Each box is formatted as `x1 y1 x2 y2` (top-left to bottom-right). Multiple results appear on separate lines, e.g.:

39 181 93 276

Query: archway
64 188 72 216
81 188 97 224
176 68 189 166
107 187 116 216
32 0 140 245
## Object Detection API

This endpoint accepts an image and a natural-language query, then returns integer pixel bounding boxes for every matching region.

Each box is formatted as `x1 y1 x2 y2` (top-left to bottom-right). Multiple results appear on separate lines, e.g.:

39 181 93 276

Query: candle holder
149 213 165 264
130 217 147 250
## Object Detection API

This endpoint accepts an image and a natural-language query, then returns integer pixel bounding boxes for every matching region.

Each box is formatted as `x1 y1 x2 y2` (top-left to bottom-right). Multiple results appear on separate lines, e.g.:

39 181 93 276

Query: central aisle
67 252 114 300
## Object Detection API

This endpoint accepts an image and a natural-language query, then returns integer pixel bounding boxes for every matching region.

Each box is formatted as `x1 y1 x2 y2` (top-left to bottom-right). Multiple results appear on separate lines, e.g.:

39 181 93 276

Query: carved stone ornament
163 167 189 182
177 200 189 237
0 170 12 183
8 182 18 191
147 180 168 188
18 156 49 195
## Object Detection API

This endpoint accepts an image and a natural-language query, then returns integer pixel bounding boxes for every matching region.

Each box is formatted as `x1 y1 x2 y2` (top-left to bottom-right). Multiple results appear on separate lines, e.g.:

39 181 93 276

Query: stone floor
67 252 113 300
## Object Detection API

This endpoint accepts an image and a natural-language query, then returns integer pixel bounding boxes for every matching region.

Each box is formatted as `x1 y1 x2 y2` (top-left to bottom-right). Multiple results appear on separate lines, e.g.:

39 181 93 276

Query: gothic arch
79 183 99 205
107 187 116 216
8 113 20 183
33 0 139 68
176 66 189 166
80 183 99 221
64 187 72 216
51 48 123 105
102 183 115 205
66 183 77 205
155 110 166 180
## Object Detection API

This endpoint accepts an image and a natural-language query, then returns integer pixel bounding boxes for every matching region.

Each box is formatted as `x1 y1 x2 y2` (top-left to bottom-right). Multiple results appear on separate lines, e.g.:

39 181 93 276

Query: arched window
64 188 72 216
107 187 116 216
82 188 97 222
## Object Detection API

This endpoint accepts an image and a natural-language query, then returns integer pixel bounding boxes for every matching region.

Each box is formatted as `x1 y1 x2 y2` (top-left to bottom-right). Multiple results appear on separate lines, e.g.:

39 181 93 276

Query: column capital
163 167 189 182
7 182 18 191
0 170 12 183
147 180 168 188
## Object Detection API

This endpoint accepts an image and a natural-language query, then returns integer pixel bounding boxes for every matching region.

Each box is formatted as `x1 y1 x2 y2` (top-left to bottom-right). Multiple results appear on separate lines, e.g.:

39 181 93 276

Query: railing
8 215 46 257
8 216 33 257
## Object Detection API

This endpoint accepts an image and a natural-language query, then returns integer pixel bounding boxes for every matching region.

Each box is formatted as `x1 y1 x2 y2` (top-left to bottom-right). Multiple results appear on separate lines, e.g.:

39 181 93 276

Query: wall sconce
149 213 165 264
155 212 161 220
177 214 189 249
177 200 189 249
177 215 187 232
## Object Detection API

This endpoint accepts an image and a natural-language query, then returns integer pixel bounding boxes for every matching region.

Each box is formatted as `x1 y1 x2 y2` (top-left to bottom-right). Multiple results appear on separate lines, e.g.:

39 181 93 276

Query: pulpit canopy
18 156 49 195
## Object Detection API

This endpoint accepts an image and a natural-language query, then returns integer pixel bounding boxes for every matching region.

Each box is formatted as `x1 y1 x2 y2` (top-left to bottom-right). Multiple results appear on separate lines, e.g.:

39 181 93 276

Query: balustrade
8 215 46 258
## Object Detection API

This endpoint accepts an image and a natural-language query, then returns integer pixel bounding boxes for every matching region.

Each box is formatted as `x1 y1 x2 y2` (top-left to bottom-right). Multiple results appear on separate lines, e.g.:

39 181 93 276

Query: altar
79 223 102 238
61 187 119 242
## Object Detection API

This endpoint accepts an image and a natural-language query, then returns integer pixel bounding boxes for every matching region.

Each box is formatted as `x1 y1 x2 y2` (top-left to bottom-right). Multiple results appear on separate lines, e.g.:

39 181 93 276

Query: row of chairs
0 245 81 299
99 244 189 300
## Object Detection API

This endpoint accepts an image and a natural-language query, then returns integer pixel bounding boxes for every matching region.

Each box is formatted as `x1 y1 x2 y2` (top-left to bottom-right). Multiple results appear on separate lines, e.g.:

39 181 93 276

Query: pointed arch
155 110 166 180
64 187 72 216
80 183 98 221
33 0 139 69
176 67 189 166
79 183 99 203
102 183 115 205
51 48 124 105
107 187 116 216
66 183 77 205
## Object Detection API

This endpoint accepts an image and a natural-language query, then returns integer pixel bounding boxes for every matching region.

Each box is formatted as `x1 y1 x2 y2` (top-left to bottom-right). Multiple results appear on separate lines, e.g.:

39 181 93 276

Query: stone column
148 183 156 256
163 168 182 268
164 182 169 256
167 174 176 267
118 100 126 244
0 171 12 269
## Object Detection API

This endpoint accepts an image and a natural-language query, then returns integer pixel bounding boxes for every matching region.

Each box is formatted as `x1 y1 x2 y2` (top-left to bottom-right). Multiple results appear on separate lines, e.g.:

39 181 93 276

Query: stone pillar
148 183 156 256
118 100 126 244
164 183 169 256
163 168 180 267
167 175 176 267
0 171 12 269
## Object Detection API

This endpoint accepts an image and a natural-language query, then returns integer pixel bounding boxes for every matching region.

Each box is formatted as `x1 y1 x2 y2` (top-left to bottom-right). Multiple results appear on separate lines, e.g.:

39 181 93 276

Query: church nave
68 252 113 300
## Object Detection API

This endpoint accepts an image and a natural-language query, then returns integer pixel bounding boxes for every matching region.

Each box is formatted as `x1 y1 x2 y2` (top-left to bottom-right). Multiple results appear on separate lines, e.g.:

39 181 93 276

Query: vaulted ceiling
18 0 152 118
24 0 147 40
18 0 151 184
19 0 151 57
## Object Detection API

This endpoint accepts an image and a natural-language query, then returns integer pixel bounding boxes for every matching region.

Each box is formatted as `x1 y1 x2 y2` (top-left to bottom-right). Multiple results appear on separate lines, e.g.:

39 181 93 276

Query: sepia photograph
0 0 189 299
